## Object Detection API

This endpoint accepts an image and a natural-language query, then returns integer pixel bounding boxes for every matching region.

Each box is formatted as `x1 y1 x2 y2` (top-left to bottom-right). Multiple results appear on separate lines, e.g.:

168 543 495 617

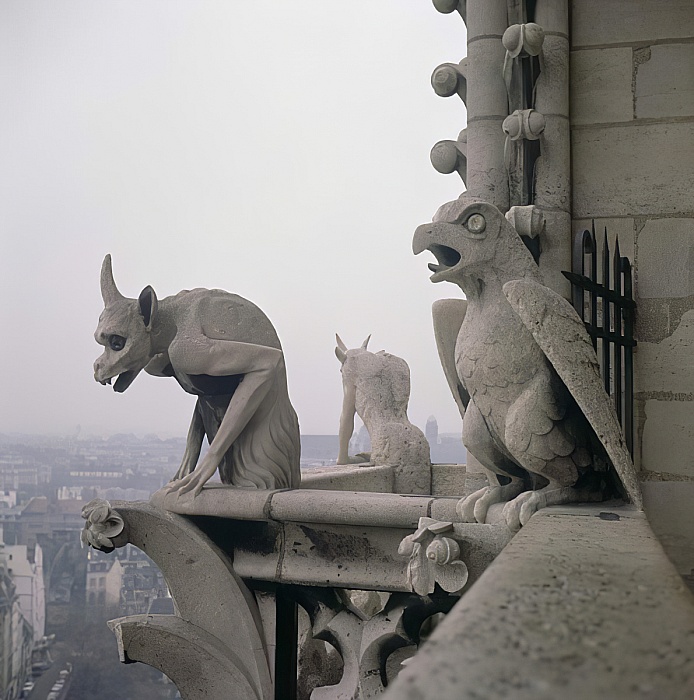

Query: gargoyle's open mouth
427 244 461 274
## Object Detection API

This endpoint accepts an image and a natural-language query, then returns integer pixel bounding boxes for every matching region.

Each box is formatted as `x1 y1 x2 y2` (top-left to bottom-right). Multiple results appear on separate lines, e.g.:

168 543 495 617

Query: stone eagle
413 199 642 530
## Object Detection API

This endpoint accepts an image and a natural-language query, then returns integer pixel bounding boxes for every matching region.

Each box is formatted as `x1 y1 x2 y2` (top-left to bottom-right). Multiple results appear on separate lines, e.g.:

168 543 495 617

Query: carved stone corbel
398 518 469 596
81 500 273 700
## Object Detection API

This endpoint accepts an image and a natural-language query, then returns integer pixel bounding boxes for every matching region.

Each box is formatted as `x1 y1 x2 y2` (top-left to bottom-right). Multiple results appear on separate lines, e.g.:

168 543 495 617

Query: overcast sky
0 1 469 439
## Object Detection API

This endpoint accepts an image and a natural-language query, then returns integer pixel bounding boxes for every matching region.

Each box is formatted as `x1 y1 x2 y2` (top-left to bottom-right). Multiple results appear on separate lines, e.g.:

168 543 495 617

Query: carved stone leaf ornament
80 498 126 552
398 518 468 596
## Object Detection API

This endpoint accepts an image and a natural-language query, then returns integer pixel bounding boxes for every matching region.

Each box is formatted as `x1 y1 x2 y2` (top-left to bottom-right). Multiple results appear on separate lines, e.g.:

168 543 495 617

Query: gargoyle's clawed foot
502 490 547 532
164 460 217 498
456 480 524 523
456 487 488 523
502 485 605 531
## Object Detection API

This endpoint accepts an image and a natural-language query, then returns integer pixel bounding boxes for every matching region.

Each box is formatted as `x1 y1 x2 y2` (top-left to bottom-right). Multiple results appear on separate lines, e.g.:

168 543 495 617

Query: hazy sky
0 1 469 438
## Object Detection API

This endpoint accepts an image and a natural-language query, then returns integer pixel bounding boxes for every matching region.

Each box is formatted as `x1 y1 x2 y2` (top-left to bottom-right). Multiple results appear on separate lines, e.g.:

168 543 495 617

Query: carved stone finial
81 499 126 552
398 518 469 596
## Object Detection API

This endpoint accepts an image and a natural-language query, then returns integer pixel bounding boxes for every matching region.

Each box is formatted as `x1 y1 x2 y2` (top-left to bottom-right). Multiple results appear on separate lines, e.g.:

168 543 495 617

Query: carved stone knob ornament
430 130 467 183
432 0 466 22
506 205 545 240
431 59 468 102
398 518 469 596
502 109 546 142
80 498 126 552
502 23 545 59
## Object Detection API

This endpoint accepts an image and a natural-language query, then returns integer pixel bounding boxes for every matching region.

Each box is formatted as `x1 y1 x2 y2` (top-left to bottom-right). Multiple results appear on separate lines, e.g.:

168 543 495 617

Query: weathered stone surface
431 463 466 498
642 400 694 477
384 506 694 700
637 218 694 299
635 294 694 343
570 48 633 125
636 44 694 119
571 0 694 47
534 35 570 116
269 490 434 529
301 464 394 493
278 522 414 591
572 122 694 218
636 310 694 394
572 217 635 265
643 481 694 588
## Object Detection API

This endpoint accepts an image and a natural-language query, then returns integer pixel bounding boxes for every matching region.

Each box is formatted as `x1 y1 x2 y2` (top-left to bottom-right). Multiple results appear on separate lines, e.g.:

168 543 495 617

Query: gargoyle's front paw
456 487 488 523
502 490 546 531
166 457 218 498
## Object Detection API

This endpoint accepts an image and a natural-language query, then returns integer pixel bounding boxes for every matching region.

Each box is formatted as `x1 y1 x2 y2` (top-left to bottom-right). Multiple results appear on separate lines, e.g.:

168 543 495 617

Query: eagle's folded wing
503 278 642 509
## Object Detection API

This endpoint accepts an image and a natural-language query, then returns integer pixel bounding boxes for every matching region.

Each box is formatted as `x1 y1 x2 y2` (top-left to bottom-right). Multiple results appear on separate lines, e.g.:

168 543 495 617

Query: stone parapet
384 504 694 699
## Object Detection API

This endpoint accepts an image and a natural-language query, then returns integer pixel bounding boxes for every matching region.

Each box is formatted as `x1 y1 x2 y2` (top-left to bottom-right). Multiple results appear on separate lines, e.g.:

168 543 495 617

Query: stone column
534 0 571 296
465 0 510 212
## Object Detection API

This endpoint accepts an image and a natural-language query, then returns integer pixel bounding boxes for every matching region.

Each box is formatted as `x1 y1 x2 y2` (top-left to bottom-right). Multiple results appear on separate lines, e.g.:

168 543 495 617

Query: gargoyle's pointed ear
138 286 158 330
361 335 371 350
335 333 347 365
335 335 347 364
100 254 126 306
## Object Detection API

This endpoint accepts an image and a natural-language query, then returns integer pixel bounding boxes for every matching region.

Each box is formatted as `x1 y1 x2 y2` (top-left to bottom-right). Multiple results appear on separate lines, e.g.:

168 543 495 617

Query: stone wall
569 0 694 580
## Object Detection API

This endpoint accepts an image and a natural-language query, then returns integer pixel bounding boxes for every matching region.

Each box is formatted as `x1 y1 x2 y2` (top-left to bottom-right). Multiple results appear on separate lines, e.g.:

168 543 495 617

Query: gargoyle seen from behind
335 335 431 494
413 199 642 530
93 255 300 496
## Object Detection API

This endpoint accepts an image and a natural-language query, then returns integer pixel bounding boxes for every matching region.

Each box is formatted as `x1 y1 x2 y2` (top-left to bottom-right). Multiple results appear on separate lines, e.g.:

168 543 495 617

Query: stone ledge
385 504 694 699
151 484 466 529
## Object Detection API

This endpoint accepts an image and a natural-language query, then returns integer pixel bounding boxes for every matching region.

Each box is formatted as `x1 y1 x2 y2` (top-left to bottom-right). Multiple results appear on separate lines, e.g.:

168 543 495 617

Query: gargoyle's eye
465 213 486 234
108 335 126 351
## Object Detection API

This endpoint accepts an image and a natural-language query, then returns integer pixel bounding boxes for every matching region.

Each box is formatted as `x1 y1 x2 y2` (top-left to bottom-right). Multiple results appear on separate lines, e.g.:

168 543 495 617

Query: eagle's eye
466 214 486 234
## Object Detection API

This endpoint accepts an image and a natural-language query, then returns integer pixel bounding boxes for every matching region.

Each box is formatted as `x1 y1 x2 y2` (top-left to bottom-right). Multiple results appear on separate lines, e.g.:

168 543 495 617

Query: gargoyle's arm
167 339 283 497
337 381 357 464
169 338 282 377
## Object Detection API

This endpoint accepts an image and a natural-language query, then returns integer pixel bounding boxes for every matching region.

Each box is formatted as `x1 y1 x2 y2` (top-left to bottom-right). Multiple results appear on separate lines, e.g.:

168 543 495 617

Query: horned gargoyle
413 199 642 530
335 335 431 493
93 255 300 496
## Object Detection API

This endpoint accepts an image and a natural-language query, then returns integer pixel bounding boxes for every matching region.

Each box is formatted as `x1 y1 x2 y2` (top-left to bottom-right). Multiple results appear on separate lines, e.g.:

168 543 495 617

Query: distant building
86 553 123 608
425 416 439 444
3 543 46 643
0 542 33 700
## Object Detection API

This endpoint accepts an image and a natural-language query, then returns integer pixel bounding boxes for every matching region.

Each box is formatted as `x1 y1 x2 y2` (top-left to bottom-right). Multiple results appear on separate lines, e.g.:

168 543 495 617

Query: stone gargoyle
413 199 642 530
335 335 431 493
93 255 300 496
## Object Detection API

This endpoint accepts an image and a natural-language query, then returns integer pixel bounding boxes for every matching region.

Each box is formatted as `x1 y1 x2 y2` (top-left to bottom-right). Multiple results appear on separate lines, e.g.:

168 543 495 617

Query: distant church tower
425 415 439 444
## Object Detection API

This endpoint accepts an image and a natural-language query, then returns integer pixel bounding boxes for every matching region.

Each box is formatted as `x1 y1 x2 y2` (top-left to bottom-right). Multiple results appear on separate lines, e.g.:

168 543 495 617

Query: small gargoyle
335 335 431 492
93 255 300 496
413 199 642 530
